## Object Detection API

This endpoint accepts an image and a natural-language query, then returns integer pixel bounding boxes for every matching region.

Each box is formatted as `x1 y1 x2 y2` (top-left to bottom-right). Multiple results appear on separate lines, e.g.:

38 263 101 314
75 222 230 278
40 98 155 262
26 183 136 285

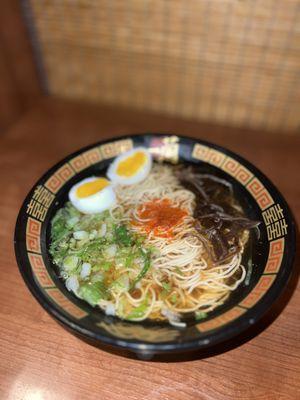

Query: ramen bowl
14 134 296 358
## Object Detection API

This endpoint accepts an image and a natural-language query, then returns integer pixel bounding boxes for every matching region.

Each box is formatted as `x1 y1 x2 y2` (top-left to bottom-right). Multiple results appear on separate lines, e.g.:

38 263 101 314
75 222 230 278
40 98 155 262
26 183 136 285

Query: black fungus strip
176 167 260 264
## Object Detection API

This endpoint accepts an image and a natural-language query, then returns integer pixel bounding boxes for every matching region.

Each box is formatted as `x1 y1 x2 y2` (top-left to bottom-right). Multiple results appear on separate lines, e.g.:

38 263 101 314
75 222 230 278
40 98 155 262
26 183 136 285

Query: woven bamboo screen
27 0 300 133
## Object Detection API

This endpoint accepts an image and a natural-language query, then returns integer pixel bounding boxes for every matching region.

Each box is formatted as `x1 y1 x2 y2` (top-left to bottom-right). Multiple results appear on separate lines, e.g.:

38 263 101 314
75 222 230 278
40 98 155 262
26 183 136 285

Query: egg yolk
76 178 109 198
116 151 146 177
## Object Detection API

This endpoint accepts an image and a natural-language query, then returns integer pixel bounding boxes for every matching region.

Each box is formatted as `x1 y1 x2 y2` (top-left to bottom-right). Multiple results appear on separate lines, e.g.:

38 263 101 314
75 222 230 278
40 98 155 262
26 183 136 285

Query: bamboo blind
27 0 300 133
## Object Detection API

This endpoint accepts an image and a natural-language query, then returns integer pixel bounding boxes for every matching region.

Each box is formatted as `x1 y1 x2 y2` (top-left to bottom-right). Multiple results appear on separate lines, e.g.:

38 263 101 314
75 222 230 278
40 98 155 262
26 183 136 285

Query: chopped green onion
63 255 79 272
127 301 149 320
174 266 183 275
79 282 107 306
195 311 207 321
162 282 171 292
170 293 177 304
130 250 151 289
114 225 132 246
101 261 112 271
125 253 135 268
111 275 129 290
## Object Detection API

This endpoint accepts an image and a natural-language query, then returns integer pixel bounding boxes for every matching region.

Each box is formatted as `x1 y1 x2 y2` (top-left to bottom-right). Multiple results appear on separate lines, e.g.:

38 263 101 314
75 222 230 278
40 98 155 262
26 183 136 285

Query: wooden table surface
0 98 299 400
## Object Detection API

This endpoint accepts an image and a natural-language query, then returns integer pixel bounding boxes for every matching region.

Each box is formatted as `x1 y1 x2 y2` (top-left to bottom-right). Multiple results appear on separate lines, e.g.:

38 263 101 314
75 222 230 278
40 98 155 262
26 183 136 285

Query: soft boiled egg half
69 177 116 214
107 147 152 185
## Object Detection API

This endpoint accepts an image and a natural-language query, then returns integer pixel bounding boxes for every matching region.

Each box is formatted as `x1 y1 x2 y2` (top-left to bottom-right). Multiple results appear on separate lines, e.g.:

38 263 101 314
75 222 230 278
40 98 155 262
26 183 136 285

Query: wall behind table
0 1 41 133
28 0 300 134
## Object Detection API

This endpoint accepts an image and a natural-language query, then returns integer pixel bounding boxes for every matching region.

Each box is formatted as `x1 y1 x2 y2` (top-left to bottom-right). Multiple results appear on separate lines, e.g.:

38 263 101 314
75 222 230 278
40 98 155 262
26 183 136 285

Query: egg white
69 177 116 214
107 147 152 185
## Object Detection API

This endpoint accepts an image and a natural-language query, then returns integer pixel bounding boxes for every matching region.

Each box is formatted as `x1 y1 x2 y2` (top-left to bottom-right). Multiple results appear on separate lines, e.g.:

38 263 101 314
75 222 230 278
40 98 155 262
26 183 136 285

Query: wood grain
0 98 299 400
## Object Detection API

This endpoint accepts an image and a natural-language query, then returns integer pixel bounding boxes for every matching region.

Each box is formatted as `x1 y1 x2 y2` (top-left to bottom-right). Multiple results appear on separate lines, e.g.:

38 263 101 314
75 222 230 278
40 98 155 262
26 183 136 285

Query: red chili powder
133 198 188 238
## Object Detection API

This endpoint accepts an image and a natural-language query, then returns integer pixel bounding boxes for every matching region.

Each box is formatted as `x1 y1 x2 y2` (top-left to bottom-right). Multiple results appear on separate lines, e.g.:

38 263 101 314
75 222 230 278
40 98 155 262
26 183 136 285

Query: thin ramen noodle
50 161 257 327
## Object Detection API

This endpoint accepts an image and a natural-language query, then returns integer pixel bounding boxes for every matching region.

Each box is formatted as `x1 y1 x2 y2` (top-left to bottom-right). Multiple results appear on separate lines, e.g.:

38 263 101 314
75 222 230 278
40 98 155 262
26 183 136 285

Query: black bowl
14 134 296 358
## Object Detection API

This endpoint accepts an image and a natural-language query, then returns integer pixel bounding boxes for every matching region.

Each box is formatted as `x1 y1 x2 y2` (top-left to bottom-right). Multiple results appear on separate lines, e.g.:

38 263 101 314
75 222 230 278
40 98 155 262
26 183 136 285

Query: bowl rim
14 132 297 353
